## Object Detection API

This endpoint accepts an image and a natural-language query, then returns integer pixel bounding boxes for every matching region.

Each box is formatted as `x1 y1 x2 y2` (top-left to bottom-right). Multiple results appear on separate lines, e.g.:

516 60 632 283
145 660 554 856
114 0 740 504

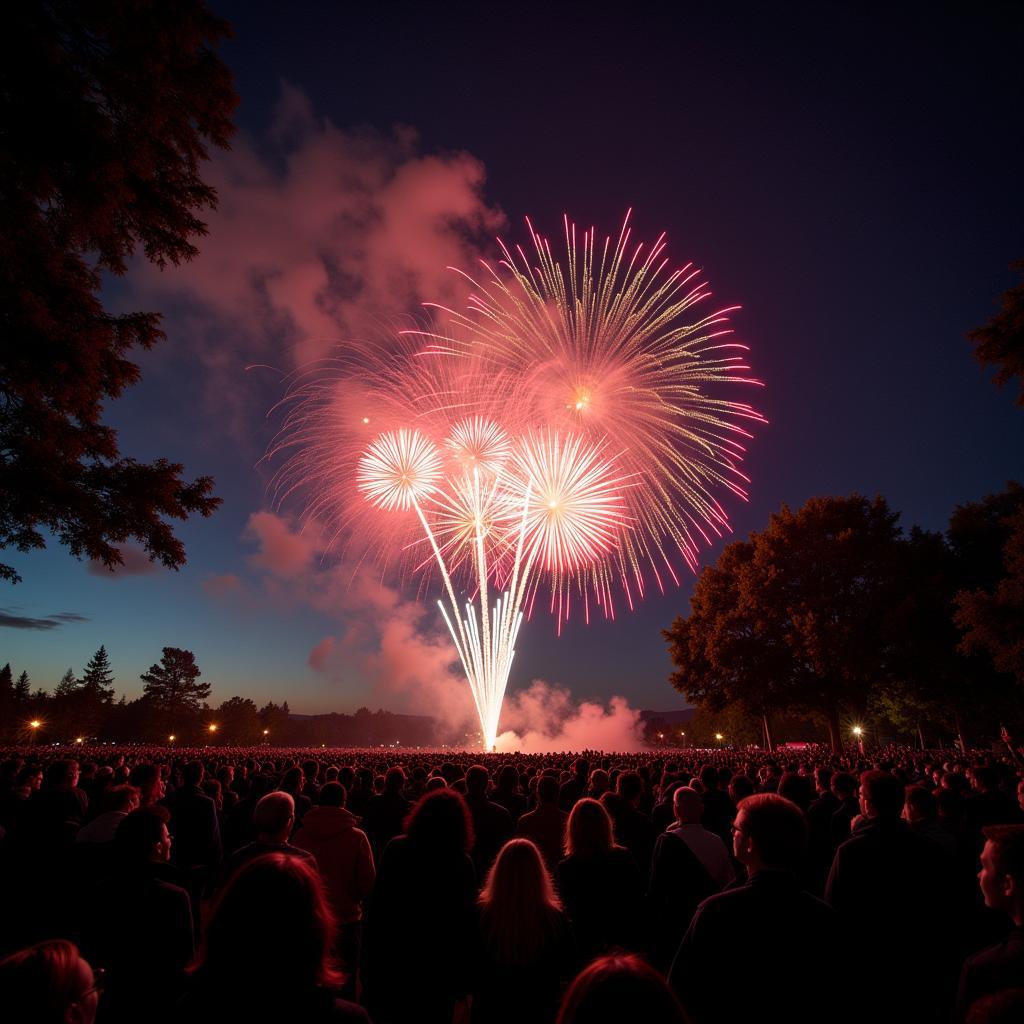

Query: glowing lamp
75 737 84 745
715 732 724 741
263 729 269 736
29 720 41 729
168 735 176 743
852 726 863 736
208 724 218 734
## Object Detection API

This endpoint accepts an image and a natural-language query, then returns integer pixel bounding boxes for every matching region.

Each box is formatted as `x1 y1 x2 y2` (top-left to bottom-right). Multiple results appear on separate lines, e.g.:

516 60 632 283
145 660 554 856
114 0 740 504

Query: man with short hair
464 764 514 878
827 770 958 1017
669 794 840 1024
517 774 569 870
293 782 375 999
161 760 221 874
956 824 1024 1020
361 765 410 861
76 784 140 844
648 787 733 971
219 791 314 887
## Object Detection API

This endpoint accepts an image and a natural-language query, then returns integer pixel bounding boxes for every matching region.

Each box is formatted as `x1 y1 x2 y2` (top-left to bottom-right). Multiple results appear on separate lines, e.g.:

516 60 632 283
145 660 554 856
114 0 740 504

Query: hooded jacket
293 806 375 924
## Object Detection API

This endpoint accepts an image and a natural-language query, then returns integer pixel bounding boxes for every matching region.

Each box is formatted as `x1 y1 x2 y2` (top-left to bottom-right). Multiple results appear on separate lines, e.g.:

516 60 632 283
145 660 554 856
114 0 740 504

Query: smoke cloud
494 679 646 752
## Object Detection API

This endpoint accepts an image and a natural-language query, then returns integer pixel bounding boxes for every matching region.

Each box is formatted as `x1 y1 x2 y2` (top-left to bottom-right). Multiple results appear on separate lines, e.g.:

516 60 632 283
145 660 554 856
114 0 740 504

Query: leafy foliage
969 261 1024 406
0 1 237 582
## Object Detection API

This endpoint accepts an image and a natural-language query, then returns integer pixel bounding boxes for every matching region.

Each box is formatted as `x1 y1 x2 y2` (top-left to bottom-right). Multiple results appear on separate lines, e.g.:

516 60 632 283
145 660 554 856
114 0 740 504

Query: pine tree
140 648 211 713
54 668 77 698
13 671 30 702
80 646 115 703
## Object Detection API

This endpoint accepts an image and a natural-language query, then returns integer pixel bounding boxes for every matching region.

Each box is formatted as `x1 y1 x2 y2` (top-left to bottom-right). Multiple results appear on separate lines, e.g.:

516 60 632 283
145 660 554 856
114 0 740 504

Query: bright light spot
715 732 724 740
362 417 370 425
208 724 218 733
75 737 83 744
168 735 175 742
29 720 40 729
852 725 863 736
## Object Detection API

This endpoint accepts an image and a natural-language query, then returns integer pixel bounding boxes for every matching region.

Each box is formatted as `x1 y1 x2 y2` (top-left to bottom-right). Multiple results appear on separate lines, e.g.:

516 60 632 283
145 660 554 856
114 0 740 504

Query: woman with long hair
363 787 478 1024
555 798 645 961
471 838 576 1023
175 852 368 1023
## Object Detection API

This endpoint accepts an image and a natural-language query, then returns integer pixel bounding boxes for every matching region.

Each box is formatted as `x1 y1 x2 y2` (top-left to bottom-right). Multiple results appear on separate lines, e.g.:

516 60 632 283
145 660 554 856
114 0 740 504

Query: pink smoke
308 635 336 672
494 680 646 753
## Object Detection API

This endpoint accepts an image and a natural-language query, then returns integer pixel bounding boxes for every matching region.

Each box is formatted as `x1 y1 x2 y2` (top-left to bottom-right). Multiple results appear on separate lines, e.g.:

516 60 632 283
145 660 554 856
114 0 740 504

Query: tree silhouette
140 647 211 722
80 645 115 703
13 671 30 703
969 261 1024 406
665 495 903 751
0 1 237 583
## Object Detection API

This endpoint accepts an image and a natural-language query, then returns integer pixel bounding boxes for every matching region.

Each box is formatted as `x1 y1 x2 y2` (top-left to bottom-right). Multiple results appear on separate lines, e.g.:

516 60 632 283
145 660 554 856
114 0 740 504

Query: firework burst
270 213 765 749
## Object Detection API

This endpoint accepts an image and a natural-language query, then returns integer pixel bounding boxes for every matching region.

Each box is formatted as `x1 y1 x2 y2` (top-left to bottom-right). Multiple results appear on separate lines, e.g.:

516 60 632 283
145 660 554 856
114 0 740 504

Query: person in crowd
829 770 859 850
162 760 222 879
219 791 314 885
670 793 841 1024
518 774 570 871
904 784 959 856
471 838 576 1023
128 762 164 807
293 781 375 997
555 797 644 962
82 805 194 1023
698 766 735 843
648 786 733 970
364 787 477 1024
600 770 655 874
361 765 410 860
0 939 103 1024
76 784 139 845
559 758 590 810
491 763 528 822
176 853 368 1023
280 765 314 825
222 771 274 855
465 764 515 878
827 769 958 1020
956 825 1024 1020
556 953 687 1024
967 767 1021 837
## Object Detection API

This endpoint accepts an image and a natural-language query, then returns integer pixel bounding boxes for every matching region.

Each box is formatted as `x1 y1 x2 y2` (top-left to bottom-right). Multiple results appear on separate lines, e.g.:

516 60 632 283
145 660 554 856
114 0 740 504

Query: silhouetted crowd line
1 744 1023 1023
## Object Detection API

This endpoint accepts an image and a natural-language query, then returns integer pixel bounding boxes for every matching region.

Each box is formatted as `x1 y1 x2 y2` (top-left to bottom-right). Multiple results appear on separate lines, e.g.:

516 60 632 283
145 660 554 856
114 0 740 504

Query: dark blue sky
3 1 1022 719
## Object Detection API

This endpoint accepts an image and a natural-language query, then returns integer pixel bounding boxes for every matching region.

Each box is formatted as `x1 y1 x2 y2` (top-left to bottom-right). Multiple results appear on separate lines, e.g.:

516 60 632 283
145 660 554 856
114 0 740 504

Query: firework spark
271 213 765 749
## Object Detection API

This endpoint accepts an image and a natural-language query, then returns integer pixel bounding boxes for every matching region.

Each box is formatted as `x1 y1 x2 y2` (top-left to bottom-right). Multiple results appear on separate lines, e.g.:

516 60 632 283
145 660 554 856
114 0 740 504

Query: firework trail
270 212 765 750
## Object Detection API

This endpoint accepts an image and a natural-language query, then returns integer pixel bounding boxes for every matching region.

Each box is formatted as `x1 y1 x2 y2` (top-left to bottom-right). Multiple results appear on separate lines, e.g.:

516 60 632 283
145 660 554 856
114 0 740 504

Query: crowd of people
0 742 1023 1023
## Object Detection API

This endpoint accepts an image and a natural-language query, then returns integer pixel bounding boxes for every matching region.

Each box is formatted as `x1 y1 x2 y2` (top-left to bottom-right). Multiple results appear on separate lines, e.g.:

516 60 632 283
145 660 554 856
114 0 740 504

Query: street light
75 737 84 745
715 732 724 748
168 734 176 744
28 720 41 745
852 725 864 754
208 724 218 744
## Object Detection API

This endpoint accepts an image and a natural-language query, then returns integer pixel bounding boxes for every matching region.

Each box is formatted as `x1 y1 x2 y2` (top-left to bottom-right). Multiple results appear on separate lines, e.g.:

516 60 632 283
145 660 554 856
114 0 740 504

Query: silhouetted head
860 770 904 819
479 838 562 964
0 939 101 1024
732 793 807 873
565 798 614 858
255 791 295 839
318 782 346 808
405 787 473 853
193 852 343 993
114 805 172 865
556 953 686 1024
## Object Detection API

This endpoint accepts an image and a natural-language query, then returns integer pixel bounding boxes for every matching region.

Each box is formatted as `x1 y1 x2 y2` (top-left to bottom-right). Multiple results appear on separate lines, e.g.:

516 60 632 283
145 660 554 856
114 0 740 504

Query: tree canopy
969 261 1024 407
140 647 211 719
0 1 237 583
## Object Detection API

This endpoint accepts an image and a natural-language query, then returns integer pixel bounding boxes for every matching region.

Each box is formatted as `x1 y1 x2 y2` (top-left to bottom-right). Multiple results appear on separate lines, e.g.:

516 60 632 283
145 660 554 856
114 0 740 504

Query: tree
80 646 115 703
969 261 1024 406
54 668 77 698
665 495 904 751
0 2 237 583
140 648 211 727
956 503 1024 686
216 696 261 744
258 700 291 742
13 671 30 703
0 663 12 739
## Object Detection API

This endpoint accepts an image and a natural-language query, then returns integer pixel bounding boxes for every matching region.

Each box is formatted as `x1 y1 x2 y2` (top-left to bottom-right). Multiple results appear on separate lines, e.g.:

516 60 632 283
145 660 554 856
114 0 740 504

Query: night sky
3 2 1022 723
